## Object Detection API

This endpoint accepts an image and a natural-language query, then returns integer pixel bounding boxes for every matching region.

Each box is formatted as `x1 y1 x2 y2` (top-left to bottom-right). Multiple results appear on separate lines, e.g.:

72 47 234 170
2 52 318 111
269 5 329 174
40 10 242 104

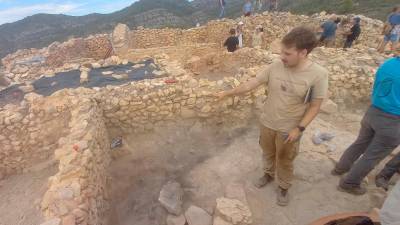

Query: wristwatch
297 125 306 132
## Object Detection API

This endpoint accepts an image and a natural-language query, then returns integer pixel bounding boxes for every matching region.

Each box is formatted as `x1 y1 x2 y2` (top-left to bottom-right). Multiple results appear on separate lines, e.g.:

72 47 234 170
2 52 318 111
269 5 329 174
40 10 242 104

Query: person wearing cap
236 21 244 48
332 45 400 196
252 25 264 49
343 17 361 49
319 15 338 47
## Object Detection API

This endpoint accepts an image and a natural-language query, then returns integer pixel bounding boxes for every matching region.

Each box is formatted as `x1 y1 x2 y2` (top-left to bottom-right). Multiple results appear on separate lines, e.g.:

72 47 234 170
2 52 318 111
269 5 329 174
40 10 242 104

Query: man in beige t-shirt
216 27 329 206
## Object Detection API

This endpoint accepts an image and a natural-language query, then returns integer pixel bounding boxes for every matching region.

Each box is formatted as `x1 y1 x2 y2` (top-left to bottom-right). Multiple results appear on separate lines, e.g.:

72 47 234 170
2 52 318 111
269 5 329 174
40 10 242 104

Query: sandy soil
107 113 394 225
0 163 57 225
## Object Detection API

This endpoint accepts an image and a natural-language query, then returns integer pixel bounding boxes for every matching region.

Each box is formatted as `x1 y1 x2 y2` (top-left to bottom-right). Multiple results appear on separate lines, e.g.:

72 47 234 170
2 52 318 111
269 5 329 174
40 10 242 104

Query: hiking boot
254 174 274 188
331 168 346 176
277 187 289 206
375 175 390 191
337 181 367 195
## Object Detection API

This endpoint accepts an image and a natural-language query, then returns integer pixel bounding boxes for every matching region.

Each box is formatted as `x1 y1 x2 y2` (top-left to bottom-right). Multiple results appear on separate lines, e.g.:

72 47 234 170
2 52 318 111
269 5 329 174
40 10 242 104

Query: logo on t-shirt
280 84 287 92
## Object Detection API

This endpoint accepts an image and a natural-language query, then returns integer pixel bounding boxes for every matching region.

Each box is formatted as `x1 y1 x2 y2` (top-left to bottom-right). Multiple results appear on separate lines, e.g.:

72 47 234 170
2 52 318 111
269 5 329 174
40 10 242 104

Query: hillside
280 0 399 20
0 0 398 60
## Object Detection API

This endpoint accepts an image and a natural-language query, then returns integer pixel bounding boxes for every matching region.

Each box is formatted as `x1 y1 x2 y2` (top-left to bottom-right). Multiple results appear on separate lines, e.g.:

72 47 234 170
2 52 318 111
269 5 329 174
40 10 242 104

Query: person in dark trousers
224 28 239 52
219 0 226 19
319 15 338 47
217 27 329 206
332 46 400 196
344 17 361 49
376 152 400 191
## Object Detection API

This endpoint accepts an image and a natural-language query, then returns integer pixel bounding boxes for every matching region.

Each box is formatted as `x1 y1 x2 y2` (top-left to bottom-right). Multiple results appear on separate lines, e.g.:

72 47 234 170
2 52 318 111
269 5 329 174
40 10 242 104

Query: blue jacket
371 57 400 116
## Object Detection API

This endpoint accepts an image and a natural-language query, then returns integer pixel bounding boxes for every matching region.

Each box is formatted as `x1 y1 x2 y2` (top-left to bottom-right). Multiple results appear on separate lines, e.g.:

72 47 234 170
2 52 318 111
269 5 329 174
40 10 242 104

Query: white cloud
0 3 83 25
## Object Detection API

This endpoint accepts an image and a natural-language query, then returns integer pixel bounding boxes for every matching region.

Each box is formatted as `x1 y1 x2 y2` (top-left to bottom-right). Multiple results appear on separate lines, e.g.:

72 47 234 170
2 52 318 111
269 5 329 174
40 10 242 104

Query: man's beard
282 59 299 68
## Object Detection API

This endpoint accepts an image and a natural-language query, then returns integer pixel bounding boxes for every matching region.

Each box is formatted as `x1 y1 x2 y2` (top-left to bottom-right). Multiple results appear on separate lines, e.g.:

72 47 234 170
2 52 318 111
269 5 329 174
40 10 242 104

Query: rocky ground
105 109 397 225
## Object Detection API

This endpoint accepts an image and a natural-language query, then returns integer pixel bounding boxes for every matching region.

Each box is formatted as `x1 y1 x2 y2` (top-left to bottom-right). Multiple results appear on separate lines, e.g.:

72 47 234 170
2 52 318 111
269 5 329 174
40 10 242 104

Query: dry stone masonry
0 10 391 225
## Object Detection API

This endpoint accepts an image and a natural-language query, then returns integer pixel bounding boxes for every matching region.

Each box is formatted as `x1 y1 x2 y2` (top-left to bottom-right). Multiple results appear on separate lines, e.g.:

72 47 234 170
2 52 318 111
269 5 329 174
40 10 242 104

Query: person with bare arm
215 27 329 206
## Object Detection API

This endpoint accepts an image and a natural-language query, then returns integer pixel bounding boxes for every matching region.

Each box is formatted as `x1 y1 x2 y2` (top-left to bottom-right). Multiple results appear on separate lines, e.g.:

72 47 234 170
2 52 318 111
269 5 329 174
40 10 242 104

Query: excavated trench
106 120 255 225
104 116 379 225
0 52 387 225
0 59 161 107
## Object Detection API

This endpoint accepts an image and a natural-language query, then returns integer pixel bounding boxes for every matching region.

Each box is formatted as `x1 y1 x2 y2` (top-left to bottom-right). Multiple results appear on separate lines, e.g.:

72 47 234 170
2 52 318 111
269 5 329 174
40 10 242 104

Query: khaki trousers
259 125 300 190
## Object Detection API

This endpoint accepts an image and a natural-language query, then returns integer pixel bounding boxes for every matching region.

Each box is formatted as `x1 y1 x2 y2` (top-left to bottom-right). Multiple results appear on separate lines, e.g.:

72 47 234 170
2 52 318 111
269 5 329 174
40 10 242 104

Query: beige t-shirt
256 60 329 132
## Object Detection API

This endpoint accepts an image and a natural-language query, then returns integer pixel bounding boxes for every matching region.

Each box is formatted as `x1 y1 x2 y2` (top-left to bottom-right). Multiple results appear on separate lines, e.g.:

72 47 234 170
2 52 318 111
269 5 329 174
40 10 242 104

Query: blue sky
0 0 139 25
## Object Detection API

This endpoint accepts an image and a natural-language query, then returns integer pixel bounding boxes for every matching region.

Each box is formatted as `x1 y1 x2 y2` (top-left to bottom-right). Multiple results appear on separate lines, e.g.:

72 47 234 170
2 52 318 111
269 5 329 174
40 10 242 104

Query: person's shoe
254 174 274 188
375 175 390 191
331 168 346 176
337 181 367 195
277 187 289 206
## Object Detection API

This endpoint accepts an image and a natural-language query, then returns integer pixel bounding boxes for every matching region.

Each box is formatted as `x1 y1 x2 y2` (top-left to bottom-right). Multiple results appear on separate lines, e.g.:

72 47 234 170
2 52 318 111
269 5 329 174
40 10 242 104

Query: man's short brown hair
281 26 318 55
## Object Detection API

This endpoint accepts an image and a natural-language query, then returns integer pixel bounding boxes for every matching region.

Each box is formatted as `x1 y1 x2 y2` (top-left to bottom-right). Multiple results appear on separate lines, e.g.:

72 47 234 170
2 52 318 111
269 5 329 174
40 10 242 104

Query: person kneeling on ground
224 28 239 52
215 26 328 206
332 46 400 196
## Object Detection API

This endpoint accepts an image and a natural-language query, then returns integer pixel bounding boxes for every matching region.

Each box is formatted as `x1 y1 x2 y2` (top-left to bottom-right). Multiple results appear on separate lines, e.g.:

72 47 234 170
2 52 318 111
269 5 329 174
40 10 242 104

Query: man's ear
299 49 308 58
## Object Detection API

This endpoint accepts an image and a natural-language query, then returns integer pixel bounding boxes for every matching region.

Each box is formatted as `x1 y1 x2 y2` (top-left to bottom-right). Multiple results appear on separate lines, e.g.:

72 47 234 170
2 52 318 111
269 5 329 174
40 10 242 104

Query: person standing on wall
332 46 400 196
243 0 253 17
215 27 329 206
236 21 245 48
378 6 400 53
219 0 226 19
269 0 278 12
319 15 338 47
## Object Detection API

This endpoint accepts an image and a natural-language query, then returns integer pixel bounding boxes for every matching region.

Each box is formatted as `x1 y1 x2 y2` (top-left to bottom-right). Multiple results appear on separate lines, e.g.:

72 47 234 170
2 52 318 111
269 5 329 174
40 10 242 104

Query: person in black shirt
344 17 361 49
224 28 239 52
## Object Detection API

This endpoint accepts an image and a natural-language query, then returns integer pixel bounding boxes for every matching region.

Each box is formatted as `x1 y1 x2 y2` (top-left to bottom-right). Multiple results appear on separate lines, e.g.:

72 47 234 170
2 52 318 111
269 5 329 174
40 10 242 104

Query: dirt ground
107 110 395 225
0 163 57 225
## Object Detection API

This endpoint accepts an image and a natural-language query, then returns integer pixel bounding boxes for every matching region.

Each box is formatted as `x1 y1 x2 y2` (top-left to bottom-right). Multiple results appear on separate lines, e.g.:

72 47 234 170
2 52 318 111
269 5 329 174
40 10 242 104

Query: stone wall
0 52 385 224
46 35 113 67
41 96 111 225
95 75 262 134
1 11 384 85
127 12 383 50
0 93 71 179
1 34 112 83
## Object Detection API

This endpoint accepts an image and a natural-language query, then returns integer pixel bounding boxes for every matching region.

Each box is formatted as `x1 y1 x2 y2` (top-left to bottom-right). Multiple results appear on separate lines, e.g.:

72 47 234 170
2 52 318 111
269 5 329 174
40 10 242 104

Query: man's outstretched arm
215 77 264 100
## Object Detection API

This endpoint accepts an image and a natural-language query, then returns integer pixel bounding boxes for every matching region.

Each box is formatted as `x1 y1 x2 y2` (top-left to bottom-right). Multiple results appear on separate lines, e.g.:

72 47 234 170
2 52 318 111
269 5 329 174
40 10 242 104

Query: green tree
342 0 354 13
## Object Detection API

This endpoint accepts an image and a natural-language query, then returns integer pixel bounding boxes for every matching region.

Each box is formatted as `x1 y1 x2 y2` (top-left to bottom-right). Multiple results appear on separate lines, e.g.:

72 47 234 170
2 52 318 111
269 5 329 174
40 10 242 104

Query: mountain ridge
0 0 398 60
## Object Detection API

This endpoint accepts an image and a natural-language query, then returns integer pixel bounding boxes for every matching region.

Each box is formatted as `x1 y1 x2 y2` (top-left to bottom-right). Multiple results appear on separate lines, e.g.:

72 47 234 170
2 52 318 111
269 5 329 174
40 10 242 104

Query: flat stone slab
215 198 252 225
158 181 184 215
167 214 186 225
185 205 212 225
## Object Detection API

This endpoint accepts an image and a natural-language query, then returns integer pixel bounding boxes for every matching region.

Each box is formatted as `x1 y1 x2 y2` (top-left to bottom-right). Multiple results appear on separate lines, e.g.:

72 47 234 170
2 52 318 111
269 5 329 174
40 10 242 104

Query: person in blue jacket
332 45 400 195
